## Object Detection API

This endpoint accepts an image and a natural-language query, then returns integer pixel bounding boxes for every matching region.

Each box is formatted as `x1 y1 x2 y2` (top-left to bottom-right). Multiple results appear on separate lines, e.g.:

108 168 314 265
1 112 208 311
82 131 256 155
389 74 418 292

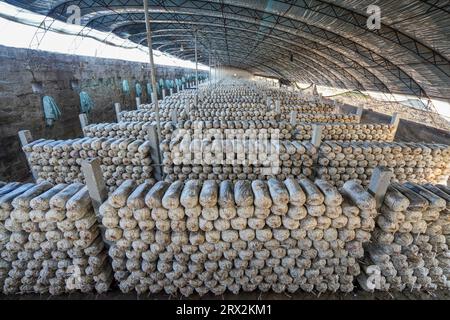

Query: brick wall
0 45 206 181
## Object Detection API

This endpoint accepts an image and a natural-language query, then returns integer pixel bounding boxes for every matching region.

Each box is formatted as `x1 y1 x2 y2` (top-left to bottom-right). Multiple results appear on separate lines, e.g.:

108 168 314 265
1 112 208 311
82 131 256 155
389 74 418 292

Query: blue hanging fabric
158 79 165 95
135 83 142 97
42 96 61 127
122 80 130 95
79 91 94 114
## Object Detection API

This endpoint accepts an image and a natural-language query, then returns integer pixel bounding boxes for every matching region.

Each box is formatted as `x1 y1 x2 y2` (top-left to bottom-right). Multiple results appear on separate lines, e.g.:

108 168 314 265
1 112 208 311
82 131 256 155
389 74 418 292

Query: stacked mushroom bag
293 124 396 142
0 182 111 294
316 142 450 187
83 121 175 141
161 136 316 182
175 120 294 140
279 104 335 117
296 113 360 124
359 183 450 291
100 177 378 295
22 137 155 192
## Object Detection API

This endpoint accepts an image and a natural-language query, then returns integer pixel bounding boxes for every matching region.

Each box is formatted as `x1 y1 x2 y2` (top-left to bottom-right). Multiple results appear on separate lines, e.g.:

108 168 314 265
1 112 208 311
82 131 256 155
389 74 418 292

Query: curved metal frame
7 0 450 105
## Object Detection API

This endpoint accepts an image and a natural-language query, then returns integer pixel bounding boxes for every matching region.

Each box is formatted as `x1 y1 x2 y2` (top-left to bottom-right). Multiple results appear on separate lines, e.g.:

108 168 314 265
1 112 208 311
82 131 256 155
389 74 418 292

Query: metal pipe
143 0 161 151
209 51 211 87
195 30 199 89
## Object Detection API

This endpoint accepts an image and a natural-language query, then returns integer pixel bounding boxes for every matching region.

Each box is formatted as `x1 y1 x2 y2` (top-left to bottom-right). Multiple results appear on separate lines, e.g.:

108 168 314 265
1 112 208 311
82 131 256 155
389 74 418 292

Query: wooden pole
79 113 88 130
368 166 393 209
18 130 38 182
311 125 323 148
81 158 108 214
290 111 297 126
114 103 122 122
195 30 199 89
143 0 162 144
147 124 163 180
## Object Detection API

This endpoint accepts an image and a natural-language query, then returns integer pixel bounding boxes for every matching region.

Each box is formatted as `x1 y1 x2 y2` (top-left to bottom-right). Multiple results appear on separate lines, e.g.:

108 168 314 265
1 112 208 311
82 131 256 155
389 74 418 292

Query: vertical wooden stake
80 158 115 258
290 111 297 126
170 88 173 96
79 114 88 130
162 89 166 99
114 103 122 122
275 100 281 114
311 124 323 148
368 166 393 209
81 158 108 214
147 124 163 181
266 96 272 111
171 109 178 123
390 112 400 127
356 107 363 120
135 97 141 108
18 130 38 182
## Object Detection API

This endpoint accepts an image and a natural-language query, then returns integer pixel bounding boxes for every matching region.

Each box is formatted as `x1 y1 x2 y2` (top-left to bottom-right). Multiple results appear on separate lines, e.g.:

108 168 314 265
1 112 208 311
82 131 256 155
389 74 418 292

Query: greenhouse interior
0 0 449 302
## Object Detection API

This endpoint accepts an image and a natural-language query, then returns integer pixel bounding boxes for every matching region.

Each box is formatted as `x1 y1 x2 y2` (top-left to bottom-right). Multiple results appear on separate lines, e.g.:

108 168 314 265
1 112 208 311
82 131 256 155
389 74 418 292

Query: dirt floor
1 288 449 300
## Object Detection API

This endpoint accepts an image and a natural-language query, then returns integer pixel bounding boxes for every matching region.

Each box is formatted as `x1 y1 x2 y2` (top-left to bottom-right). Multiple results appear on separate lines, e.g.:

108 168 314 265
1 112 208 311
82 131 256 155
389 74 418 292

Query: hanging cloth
135 83 142 97
79 91 94 114
122 80 130 95
42 95 62 127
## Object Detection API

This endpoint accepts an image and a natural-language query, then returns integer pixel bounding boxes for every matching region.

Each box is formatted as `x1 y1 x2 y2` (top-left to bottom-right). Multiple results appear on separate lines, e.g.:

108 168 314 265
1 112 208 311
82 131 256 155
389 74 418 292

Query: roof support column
195 30 199 89
143 0 161 161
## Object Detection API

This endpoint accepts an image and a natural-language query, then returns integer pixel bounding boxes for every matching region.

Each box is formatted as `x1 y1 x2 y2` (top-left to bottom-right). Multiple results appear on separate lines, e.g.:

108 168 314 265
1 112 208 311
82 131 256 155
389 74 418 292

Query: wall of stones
0 45 204 182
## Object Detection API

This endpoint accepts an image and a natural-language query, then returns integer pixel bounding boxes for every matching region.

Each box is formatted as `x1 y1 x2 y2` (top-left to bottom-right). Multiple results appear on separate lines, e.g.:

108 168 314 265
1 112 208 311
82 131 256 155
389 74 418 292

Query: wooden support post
182 84 185 90
266 96 272 110
79 113 88 130
80 158 115 259
368 166 393 209
389 112 401 140
170 88 173 96
81 158 108 214
18 130 33 147
290 111 297 126
162 89 166 100
18 130 38 182
311 124 323 148
135 97 141 108
171 109 178 123
177 85 180 93
390 112 400 127
184 102 191 117
114 103 122 122
275 100 281 114
356 107 363 117
147 124 163 181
